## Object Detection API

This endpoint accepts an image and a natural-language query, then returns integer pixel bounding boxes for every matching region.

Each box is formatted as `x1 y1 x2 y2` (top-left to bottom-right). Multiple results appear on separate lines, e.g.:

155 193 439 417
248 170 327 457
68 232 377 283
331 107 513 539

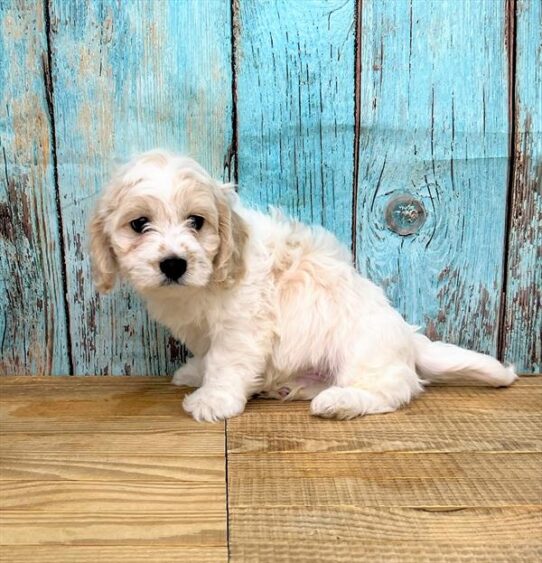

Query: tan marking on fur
212 189 248 288
174 180 218 226
137 152 170 168
89 207 117 293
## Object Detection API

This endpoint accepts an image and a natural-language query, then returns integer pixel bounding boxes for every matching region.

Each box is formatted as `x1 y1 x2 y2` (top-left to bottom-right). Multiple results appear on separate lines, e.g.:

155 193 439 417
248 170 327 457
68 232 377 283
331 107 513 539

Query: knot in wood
385 194 427 236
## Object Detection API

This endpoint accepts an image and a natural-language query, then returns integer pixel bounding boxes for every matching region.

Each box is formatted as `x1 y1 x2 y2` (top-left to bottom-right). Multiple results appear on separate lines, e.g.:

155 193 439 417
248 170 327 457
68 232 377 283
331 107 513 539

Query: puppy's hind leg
171 356 204 387
310 363 424 420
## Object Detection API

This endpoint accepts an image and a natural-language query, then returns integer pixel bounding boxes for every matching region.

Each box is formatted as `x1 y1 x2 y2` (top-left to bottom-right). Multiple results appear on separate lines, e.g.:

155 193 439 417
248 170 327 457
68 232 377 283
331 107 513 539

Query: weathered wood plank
355 0 510 355
502 0 542 373
0 378 225 481
229 467 542 507
49 0 233 374
227 385 542 453
0 430 223 456
0 379 213 431
0 511 226 546
0 376 227 553
229 451 541 481
235 0 356 247
230 544 542 563
228 415 542 454
231 506 542 543
0 546 227 563
0 375 169 385
0 481 225 512
0 453 224 482
229 507 542 562
0 0 70 374
0 374 539 386
227 375 542 562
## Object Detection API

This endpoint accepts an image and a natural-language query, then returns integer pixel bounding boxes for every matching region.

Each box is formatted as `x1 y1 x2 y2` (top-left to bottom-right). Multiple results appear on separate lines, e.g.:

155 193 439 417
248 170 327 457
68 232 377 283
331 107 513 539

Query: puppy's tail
413 333 517 387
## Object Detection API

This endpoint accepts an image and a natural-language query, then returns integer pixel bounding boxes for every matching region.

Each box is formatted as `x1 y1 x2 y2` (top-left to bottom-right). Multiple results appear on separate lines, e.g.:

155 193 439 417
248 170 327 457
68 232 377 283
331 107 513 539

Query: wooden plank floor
1 377 541 562
0 377 227 563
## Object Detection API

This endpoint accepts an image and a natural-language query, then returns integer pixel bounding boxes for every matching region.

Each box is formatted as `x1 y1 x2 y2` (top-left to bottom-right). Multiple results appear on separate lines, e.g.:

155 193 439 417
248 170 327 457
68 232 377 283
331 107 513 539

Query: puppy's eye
188 215 205 231
130 217 149 233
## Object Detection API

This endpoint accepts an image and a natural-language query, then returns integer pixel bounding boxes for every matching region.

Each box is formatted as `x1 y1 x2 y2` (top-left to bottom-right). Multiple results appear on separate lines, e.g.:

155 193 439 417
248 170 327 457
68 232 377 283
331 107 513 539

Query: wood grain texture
48 0 233 374
1 374 538 386
229 451 541 480
0 382 223 455
229 465 542 507
1 377 541 561
0 375 168 385
229 544 541 563
0 0 540 376
228 379 542 562
0 377 227 558
0 511 226 546
0 379 208 424
0 453 224 482
355 0 510 355
235 0 356 247
0 546 227 563
228 384 542 453
502 0 542 372
0 481 225 512
0 430 223 455
0 0 69 374
229 507 542 562
230 506 542 544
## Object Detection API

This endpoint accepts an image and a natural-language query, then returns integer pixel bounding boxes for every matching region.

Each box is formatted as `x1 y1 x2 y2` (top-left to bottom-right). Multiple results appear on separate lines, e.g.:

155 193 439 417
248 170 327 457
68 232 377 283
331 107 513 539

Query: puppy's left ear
213 184 248 287
89 203 118 293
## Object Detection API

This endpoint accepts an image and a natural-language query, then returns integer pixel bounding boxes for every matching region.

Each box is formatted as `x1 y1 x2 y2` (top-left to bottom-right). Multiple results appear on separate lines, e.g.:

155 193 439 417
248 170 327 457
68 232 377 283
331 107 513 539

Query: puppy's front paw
171 360 203 387
183 387 246 422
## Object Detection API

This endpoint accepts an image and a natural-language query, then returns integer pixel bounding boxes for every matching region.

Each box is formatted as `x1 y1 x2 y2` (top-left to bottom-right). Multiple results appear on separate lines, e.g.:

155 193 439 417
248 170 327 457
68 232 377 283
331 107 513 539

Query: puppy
90 150 517 422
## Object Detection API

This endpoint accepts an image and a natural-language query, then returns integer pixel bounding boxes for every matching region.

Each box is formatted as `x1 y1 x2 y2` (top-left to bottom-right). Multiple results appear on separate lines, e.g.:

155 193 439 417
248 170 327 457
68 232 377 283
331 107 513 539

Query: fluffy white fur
90 150 517 422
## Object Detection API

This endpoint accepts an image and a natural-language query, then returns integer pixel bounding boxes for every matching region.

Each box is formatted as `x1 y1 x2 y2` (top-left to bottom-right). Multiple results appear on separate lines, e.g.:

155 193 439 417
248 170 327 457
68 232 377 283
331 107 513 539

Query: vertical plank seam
227 0 239 186
351 0 363 263
497 0 517 362
225 11 237 558
224 419 231 562
43 0 74 375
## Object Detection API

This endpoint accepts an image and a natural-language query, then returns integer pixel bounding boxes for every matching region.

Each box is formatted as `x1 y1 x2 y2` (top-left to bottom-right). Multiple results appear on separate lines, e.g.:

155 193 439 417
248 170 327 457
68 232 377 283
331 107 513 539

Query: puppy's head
89 151 247 295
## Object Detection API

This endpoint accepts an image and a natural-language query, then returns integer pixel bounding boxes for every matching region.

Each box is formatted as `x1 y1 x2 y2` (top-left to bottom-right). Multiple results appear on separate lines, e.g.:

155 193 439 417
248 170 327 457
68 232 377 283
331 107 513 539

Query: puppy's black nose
159 257 187 281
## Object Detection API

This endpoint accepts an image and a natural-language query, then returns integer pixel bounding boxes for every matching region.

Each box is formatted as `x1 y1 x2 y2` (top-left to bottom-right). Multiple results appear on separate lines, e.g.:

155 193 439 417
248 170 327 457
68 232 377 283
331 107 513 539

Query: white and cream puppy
90 150 517 422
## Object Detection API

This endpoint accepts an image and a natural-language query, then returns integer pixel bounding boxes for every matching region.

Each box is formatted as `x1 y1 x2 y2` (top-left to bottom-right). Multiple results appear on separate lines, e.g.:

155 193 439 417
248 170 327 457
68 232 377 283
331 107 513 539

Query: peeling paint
502 0 542 372
0 0 69 374
1 0 539 376
41 0 233 375
0 201 13 239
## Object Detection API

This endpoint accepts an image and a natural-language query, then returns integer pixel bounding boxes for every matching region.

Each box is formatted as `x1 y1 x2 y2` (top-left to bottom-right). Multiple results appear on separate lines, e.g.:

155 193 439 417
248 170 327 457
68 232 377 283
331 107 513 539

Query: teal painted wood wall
0 0 540 375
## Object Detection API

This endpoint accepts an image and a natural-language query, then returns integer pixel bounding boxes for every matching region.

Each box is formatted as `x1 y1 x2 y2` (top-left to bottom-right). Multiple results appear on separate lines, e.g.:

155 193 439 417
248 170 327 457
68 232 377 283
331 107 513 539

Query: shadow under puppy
90 150 517 422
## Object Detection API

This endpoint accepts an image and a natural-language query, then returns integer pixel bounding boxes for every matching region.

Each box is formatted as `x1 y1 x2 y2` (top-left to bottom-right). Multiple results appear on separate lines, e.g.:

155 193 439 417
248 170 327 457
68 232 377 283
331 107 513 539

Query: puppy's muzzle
160 257 187 282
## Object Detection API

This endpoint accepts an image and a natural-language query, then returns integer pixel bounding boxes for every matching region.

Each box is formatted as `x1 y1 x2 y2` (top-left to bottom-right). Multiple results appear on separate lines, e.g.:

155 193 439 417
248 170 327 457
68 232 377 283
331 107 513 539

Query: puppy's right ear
89 203 117 293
